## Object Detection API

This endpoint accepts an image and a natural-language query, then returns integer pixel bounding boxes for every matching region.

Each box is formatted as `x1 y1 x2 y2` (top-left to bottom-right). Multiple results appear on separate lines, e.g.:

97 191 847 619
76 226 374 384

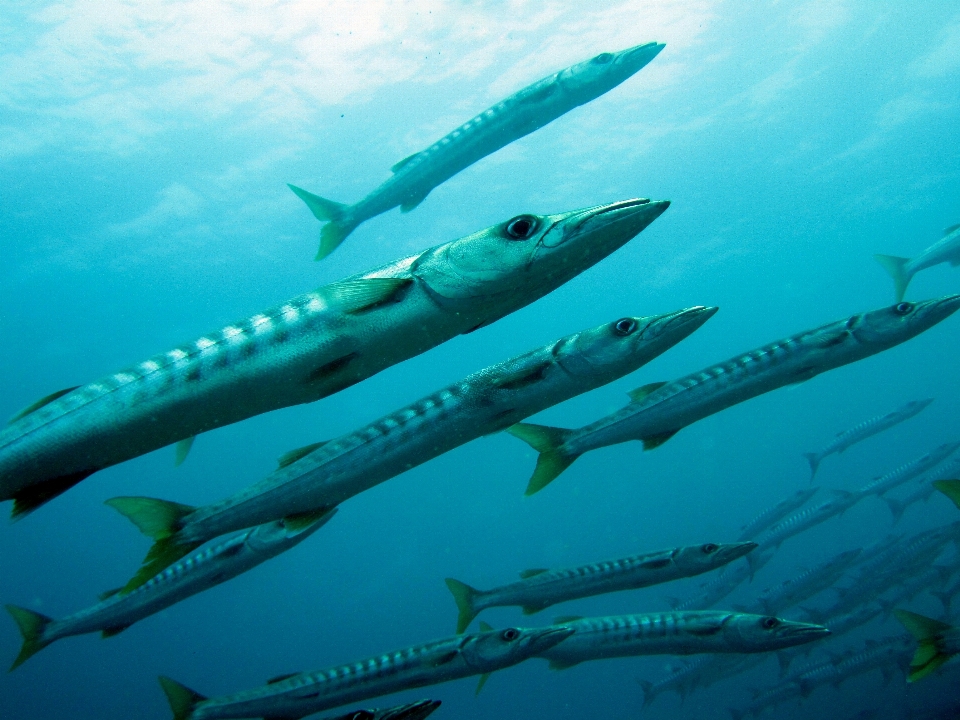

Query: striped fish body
857 441 960 497
755 548 861 615
758 493 860 550
672 550 775 612
835 636 912 684
737 488 819 542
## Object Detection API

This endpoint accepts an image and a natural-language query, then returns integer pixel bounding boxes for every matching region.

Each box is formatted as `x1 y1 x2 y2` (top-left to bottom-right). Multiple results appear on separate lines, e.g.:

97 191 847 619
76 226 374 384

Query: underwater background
2 1 960 718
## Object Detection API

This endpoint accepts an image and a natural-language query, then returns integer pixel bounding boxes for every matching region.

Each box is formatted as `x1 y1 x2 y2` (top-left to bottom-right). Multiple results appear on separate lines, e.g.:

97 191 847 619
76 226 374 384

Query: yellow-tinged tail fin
874 254 912 302
287 184 355 260
159 676 207 720
5 605 54 671
934 479 960 510
444 578 481 634
894 609 954 682
506 423 579 495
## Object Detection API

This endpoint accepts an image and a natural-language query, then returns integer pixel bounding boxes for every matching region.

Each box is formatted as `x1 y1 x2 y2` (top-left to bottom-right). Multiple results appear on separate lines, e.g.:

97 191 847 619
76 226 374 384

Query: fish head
552 305 718 381
245 508 338 552
906 397 935 413
461 625 574 673
673 541 757 573
729 614 831 651
556 42 665 103
410 199 668 322
844 295 960 350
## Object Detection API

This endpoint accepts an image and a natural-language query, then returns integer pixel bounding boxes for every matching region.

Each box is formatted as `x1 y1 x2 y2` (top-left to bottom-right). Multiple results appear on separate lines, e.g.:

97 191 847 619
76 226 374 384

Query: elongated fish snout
619 41 667 68
716 541 758 563
777 620 831 647
926 293 960 320
545 198 669 250
529 625 576 653
660 305 719 335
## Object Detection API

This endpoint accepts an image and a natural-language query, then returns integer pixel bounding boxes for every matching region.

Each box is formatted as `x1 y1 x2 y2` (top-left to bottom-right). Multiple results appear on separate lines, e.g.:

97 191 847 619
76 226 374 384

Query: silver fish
755 491 861 553
802 398 933 479
1 197 668 518
876 222 960 301
3 510 335 671
737 487 820 542
753 548 862 615
535 611 829 670
444 541 756 633
111 306 714 589
157 624 572 720
507 296 960 495
637 654 764 711
289 42 664 259
667 549 775 612
855 441 960 498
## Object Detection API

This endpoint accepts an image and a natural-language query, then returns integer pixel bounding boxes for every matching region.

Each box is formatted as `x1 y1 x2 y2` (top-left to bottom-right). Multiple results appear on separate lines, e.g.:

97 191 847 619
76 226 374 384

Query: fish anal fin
521 604 548 615
174 436 196 467
641 430 679 451
283 507 335 533
475 672 491 695
11 469 96 519
101 624 131 638
277 441 329 469
518 568 549 579
391 152 422 173
9 386 80 424
628 381 668 403
400 191 430 213
323 277 412 314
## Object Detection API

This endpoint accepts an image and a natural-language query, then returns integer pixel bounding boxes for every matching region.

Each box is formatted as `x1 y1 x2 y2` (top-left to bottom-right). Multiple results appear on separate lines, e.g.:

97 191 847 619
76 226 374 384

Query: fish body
737 487 819 542
158 624 572 720
112 305 713 588
508 296 960 494
1 198 668 518
639 654 764 710
536 611 829 669
855 441 960 498
4 511 335 670
754 548 862 615
444 541 755 633
289 43 665 258
802 398 933 479
669 550 775 612
875 223 960 301
757 491 861 552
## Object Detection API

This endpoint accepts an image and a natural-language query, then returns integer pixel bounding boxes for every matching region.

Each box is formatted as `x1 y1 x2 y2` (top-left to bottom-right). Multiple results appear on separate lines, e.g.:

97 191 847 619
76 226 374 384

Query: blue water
2 2 960 718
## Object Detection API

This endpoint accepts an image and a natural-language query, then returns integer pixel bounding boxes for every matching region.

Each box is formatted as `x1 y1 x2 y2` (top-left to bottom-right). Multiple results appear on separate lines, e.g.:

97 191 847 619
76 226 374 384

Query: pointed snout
660 305 719 335
561 198 670 248
918 293 960 322
716 541 758 564
618 41 666 69
528 625 576 654
777 620 831 648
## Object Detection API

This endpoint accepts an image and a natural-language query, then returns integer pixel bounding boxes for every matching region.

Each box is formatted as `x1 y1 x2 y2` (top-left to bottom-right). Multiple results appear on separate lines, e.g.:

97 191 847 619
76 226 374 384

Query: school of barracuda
4 38 960 720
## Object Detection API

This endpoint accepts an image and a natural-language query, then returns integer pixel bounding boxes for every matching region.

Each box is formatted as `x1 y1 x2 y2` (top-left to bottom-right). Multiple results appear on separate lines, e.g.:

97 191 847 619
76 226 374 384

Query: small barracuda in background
737 487 820 541
288 43 664 259
3 510 335 671
802 398 933 479
444 541 756 633
752 548 862 616
855 441 960 498
157 624 572 720
777 604 886 676
756 490 862 554
507 296 960 495
320 700 441 720
637 654 765 711
109 306 715 589
667 549 775 612
883 456 960 523
0 197 668 519
876 223 960 302
533 611 829 670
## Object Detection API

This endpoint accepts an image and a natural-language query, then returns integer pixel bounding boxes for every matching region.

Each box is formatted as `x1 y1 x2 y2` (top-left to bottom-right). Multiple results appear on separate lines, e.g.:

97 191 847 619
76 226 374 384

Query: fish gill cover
2 2 960 720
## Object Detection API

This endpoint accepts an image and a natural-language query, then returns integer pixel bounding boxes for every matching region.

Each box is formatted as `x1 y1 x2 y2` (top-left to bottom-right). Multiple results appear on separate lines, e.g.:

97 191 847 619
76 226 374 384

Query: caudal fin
894 609 954 682
637 679 657 711
105 497 200 593
883 497 907 524
158 676 207 720
444 578 481 634
5 605 54 670
934 479 960 510
874 254 912 302
287 184 355 260
803 452 821 481
506 423 579 495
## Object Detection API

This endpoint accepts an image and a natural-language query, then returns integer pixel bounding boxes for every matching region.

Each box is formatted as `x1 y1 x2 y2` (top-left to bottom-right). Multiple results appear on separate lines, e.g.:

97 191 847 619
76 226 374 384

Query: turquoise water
2 2 960 718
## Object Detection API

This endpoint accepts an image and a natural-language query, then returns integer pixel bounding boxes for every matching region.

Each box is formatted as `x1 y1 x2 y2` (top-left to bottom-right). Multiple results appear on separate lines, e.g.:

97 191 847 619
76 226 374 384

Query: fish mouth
716 541 758 563
529 625 576 652
922 293 960 319
380 700 442 720
617 41 666 69
643 305 718 340
541 198 669 249
778 622 831 646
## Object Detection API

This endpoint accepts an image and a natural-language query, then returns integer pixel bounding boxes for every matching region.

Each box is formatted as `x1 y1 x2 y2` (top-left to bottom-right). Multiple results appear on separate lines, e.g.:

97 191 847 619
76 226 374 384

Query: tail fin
934 479 960 510
5 605 54 670
894 609 954 682
803 452 821 481
158 676 207 720
874 254 912 302
444 578 481 634
883 497 907 524
287 184 354 260
506 423 579 495
637 679 657 711
105 497 200 593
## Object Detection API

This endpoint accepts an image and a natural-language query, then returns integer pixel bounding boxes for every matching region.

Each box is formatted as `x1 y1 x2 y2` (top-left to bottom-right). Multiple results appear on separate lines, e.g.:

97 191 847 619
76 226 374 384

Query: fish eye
761 617 780 630
593 52 613 64
504 215 539 240
894 302 913 315
701 543 719 554
613 318 637 336
501 628 520 641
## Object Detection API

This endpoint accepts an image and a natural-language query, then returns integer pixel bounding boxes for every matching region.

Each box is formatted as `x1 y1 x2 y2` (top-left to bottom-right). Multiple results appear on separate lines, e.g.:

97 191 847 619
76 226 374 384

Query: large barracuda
533 611 829 670
876 222 960 301
4 510 335 671
444 540 756 633
157 624 572 720
109 306 715 588
289 42 664 259
506 296 960 495
802 398 933 479
736 487 819 542
0 197 668 518
854 441 960 498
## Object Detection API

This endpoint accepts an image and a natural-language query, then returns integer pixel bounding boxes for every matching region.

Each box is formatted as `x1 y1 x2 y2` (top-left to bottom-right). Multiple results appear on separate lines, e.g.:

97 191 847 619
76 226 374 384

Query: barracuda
755 491 861 553
638 654 765 710
855 441 960 498
876 222 960 302
667 549 775 612
289 42 664 259
753 548 862 615
110 305 714 589
884 457 960 523
3 510 335 671
157 624 572 720
1 197 668 519
444 540 756 633
534 611 829 670
506 296 960 495
737 487 819 542
802 398 933 479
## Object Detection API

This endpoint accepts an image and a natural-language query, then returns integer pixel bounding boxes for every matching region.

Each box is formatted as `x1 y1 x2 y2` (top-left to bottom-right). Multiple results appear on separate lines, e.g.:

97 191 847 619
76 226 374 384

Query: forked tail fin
444 578 481 634
803 452 821 481
506 423 579 495
5 605 54 670
934 479 960 510
883 497 907 524
287 184 355 260
874 254 912 302
159 676 207 720
894 609 954 682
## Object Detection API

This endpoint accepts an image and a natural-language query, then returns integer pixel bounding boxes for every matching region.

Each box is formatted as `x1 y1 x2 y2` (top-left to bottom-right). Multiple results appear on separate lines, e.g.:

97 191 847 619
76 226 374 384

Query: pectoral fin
101 624 131 638
641 430 678 450
174 437 196 467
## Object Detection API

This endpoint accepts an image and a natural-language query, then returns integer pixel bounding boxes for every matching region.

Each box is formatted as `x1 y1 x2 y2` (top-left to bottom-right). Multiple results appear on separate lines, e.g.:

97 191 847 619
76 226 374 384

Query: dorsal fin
628 381 668 403
519 568 549 579
943 223 960 236
9 387 80 424
98 587 123 602
641 429 679 450
391 152 422 173
277 441 328 469
553 615 584 625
